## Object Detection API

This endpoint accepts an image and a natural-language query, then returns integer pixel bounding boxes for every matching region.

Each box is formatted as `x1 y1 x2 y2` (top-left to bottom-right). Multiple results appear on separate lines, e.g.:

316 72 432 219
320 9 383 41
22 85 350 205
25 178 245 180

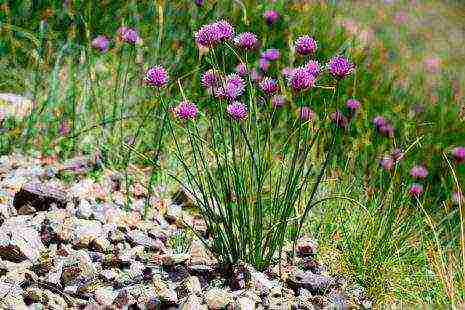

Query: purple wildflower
259 58 270 72
145 66 169 88
175 101 198 121
298 107 315 121
409 183 424 198
453 191 464 205
452 146 465 164
378 124 394 138
227 101 248 121
289 67 315 92
194 0 204 7
391 148 405 163
305 60 321 77
271 95 286 108
263 10 279 26
91 35 110 53
235 63 248 77
282 67 295 81
373 116 387 128
410 165 428 180
119 27 139 45
215 73 245 101
250 69 263 83
259 77 279 95
295 36 317 56
261 49 280 61
195 20 235 48
234 32 258 50
379 156 394 171
346 99 361 112
59 120 71 136
330 110 348 129
328 56 354 79
201 69 220 92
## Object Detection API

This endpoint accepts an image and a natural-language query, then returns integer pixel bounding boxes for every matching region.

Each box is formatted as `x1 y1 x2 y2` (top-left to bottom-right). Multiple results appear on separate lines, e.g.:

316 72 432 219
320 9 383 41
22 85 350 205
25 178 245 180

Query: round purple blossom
346 99 361 112
330 110 348 129
195 20 235 48
91 35 110 53
271 95 286 109
234 32 258 50
378 124 394 138
281 67 295 81
452 146 465 164
235 63 248 77
118 27 139 45
263 10 279 26
215 74 245 101
295 36 317 56
391 148 405 163
259 58 270 72
259 77 279 95
145 66 169 88
328 56 354 79
305 60 321 77
289 67 315 92
175 101 198 121
409 183 424 198
373 116 387 128
194 0 204 7
261 49 280 61
298 107 315 121
380 156 394 171
201 69 220 92
410 165 428 180
227 101 248 121
250 69 263 83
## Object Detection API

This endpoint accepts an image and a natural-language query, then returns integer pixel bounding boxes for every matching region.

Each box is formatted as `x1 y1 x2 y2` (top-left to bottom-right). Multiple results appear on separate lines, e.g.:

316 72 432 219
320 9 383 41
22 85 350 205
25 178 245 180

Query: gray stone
205 288 232 310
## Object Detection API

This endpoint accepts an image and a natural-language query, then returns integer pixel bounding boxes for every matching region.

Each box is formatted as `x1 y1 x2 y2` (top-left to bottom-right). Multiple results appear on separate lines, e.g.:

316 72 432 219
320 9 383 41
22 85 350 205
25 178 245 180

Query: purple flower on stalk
195 20 235 48
391 148 405 163
215 73 245 101
410 165 428 179
346 99 361 112
379 156 394 171
234 32 258 50
289 67 315 92
305 60 321 77
227 101 248 121
453 191 464 205
194 0 204 7
409 183 424 198
250 69 263 83
295 36 317 55
91 35 110 53
281 67 295 81
452 146 465 164
201 69 220 92
298 107 315 121
378 124 394 138
261 49 280 61
259 58 270 72
373 116 387 128
271 95 286 108
118 27 139 45
263 10 279 26
59 120 71 136
328 56 354 79
175 101 198 121
330 110 348 129
259 77 279 95
235 63 248 77
145 66 169 88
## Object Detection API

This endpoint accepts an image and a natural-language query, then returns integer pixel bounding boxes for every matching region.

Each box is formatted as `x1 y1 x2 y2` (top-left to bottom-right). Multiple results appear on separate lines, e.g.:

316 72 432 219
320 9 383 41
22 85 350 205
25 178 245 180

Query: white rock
205 288 232 310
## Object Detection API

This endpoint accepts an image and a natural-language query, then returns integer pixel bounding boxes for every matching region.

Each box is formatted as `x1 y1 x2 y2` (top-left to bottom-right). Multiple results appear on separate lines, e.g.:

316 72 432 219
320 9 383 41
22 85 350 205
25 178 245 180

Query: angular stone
0 222 45 262
287 271 335 295
95 286 118 306
205 288 232 310
13 182 67 212
127 230 166 252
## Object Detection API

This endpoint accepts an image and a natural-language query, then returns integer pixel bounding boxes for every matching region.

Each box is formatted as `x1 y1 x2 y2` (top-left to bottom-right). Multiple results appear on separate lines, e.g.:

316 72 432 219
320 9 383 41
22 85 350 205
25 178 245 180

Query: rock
230 264 250 290
0 221 45 262
0 93 34 120
250 270 279 293
128 260 145 279
185 276 202 295
153 277 178 305
76 199 93 219
205 288 232 310
43 289 68 309
127 230 166 252
172 187 196 207
13 182 67 212
163 253 191 266
0 281 27 309
237 296 256 310
95 286 118 306
180 294 206 310
165 204 182 223
296 238 317 257
287 271 335 295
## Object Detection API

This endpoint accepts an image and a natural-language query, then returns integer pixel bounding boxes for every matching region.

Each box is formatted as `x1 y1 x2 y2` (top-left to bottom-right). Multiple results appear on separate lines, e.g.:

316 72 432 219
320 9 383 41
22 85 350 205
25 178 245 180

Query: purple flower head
215 73 245 101
118 27 139 45
330 110 348 129
271 95 286 108
261 49 280 62
235 63 248 77
378 124 394 138
195 20 235 48
250 69 263 83
298 107 315 121
227 101 248 121
175 101 198 121
328 56 354 79
201 69 220 92
409 183 424 198
259 58 270 72
282 67 295 81
346 99 361 112
373 116 387 129
145 66 169 88
452 146 465 164
263 10 279 26
391 148 405 163
295 36 317 56
259 77 279 95
289 67 315 93
305 60 321 77
410 165 428 179
453 191 464 205
379 156 394 171
234 32 258 50
59 120 71 136
194 0 204 7
91 35 110 53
